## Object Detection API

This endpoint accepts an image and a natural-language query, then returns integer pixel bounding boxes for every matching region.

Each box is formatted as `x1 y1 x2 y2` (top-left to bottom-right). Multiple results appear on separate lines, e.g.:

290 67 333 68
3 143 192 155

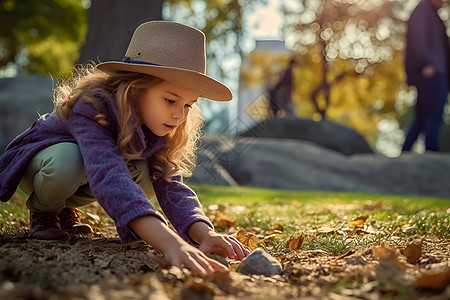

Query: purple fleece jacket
0 96 213 244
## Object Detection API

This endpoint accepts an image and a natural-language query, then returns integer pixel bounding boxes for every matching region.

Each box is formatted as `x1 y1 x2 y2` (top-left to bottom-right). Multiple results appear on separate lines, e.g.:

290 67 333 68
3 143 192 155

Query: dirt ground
0 225 449 300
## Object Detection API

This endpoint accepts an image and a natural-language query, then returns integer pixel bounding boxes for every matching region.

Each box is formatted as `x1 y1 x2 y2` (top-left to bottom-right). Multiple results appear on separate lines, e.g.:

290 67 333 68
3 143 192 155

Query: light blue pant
19 142 155 212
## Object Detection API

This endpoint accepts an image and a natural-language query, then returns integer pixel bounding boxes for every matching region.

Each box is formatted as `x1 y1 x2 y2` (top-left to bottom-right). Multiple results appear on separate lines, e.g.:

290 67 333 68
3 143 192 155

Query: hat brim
97 62 232 101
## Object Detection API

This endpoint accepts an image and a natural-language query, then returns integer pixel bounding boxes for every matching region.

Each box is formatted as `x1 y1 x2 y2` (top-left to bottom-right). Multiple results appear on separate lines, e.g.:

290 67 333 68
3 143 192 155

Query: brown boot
29 211 69 240
59 208 93 235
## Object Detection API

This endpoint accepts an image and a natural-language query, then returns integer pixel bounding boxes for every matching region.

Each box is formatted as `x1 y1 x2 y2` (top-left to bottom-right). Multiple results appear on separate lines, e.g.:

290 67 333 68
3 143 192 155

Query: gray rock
206 253 229 267
239 116 373 155
0 74 54 152
236 248 282 276
187 146 238 186
198 135 450 198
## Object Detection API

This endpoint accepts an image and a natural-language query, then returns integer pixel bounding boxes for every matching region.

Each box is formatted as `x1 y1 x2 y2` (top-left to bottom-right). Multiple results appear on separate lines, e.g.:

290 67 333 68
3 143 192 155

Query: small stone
236 248 282 276
206 253 229 267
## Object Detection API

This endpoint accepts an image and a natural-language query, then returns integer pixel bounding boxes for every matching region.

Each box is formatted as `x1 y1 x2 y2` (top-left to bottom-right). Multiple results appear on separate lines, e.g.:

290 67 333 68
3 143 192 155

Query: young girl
0 21 249 276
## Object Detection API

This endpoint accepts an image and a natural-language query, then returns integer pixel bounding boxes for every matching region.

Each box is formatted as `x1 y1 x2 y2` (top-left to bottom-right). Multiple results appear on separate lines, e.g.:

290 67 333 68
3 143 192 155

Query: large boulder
239 116 373 155
0 75 54 152
190 135 450 198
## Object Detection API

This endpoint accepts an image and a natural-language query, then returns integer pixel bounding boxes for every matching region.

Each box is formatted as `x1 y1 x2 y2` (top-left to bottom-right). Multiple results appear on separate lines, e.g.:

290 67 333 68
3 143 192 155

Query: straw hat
97 21 232 101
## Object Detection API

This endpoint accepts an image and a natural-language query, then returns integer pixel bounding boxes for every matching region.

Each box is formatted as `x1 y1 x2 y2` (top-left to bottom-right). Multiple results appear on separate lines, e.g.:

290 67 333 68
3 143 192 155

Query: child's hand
188 221 250 260
146 241 228 276
197 230 250 261
130 216 229 277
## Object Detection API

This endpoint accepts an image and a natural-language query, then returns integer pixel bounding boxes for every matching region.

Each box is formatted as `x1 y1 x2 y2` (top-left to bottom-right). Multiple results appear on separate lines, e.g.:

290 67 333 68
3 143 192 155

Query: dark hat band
122 56 163 67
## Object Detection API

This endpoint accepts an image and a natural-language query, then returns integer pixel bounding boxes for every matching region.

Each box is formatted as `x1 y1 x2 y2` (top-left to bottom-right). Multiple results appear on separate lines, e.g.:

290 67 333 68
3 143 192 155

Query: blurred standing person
268 58 297 117
402 0 450 152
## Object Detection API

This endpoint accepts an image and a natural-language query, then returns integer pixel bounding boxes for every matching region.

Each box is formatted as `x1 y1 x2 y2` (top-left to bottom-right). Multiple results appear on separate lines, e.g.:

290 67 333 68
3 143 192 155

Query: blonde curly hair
53 64 204 181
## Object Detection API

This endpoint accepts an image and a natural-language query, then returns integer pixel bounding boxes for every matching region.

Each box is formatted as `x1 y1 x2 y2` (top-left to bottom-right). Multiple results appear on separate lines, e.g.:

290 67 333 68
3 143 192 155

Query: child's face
137 81 199 136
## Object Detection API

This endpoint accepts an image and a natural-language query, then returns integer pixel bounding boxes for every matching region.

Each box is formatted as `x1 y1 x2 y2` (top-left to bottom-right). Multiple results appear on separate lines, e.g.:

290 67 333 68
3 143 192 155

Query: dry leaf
372 244 406 270
266 224 283 235
274 224 284 232
212 212 236 230
317 222 346 234
287 233 305 251
85 212 100 223
399 240 422 264
435 230 449 242
415 269 450 291
235 229 260 250
363 200 384 210
435 230 444 240
349 216 369 226
275 198 285 205
276 255 286 263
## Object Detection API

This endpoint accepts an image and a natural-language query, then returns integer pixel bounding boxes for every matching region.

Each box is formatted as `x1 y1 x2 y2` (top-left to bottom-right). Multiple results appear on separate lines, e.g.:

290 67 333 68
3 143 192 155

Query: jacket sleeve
407 7 432 70
152 173 214 245
407 2 444 72
67 100 167 243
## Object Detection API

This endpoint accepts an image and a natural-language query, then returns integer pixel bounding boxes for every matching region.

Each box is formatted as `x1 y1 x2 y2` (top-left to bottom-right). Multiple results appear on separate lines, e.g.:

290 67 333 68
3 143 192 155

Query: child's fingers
216 235 248 260
181 256 211 277
227 236 250 260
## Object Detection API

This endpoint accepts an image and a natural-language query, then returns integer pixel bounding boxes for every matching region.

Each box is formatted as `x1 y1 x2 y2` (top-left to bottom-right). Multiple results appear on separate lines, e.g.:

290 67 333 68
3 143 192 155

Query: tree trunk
77 0 163 64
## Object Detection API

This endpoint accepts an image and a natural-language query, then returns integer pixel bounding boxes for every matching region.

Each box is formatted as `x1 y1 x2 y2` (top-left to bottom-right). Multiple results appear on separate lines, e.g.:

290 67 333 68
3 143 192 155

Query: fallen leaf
309 234 319 241
402 225 417 233
235 229 261 250
415 269 450 291
274 223 284 232
399 239 422 264
212 212 236 230
317 222 346 234
247 227 262 234
349 216 368 226
435 230 449 242
372 244 406 270
363 200 384 210
274 198 285 205
85 212 100 223
276 255 286 263
266 224 284 235
286 233 305 251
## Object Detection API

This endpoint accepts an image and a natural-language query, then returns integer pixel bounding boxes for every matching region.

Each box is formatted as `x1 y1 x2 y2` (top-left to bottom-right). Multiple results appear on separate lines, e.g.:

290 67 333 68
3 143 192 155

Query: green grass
192 185 450 255
2 184 449 255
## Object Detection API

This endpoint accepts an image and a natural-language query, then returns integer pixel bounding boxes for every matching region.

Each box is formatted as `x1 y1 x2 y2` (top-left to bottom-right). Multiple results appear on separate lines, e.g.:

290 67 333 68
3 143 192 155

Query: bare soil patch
0 229 449 299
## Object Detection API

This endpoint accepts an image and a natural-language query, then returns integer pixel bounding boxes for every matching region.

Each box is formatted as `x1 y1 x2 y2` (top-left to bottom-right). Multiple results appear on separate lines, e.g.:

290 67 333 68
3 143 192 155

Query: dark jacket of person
405 0 450 86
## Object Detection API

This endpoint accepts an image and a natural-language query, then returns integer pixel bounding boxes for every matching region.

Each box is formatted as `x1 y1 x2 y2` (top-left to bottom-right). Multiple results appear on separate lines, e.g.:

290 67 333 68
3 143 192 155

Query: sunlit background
1 0 449 157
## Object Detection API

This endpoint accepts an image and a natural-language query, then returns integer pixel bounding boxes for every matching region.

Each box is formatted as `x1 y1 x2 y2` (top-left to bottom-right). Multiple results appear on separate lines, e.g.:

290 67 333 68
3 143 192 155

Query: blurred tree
164 0 244 79
281 0 417 146
77 0 163 64
164 0 246 133
0 0 87 76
